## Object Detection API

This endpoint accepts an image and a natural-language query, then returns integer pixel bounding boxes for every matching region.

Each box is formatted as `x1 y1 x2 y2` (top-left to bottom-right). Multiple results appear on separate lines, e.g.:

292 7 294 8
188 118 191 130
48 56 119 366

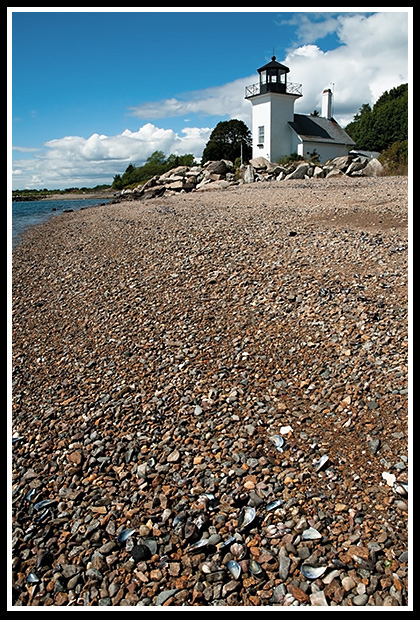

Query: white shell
300 564 327 579
269 435 285 451
315 454 330 472
238 505 256 530
226 560 241 579
302 527 322 540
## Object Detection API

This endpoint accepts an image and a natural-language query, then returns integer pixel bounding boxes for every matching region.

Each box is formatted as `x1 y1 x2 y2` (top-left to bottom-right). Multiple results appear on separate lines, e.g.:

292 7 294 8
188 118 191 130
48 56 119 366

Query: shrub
379 140 408 176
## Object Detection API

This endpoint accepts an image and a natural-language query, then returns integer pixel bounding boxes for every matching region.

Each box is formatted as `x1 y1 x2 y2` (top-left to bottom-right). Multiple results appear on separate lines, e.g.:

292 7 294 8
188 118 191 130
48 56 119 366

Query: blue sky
10 9 411 189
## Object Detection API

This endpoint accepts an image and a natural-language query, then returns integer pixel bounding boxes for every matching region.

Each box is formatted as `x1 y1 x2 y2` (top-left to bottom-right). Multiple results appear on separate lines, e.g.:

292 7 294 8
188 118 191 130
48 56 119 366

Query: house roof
288 114 356 146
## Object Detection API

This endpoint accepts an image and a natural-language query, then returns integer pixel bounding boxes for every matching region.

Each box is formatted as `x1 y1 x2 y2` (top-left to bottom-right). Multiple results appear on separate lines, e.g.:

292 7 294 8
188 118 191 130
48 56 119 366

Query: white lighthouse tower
245 56 302 162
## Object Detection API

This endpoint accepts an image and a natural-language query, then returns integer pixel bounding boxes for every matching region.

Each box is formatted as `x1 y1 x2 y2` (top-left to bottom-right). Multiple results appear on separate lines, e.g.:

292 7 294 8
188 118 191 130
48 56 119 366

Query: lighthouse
245 57 355 164
245 56 302 162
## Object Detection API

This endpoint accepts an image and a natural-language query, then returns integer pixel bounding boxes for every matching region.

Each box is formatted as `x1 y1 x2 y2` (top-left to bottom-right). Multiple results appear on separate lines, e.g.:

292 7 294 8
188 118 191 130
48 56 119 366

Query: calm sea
11 198 112 248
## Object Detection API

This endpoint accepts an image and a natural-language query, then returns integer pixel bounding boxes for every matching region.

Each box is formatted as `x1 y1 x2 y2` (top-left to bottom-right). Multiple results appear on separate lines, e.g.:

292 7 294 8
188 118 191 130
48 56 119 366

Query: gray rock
205 160 229 175
243 164 255 183
285 163 310 180
278 555 291 581
309 590 329 606
249 156 271 170
329 155 353 170
352 593 369 606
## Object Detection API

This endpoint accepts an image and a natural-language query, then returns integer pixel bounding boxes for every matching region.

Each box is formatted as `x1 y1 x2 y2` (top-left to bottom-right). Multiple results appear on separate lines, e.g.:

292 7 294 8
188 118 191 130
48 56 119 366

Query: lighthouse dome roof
257 56 290 74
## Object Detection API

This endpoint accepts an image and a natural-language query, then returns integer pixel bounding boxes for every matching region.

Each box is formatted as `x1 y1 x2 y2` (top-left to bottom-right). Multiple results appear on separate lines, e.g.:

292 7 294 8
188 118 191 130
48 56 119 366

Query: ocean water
11 198 111 248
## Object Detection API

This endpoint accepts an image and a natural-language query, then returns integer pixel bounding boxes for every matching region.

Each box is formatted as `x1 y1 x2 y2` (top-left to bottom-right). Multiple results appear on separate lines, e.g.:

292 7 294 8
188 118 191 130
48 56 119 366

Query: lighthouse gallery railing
245 81 302 98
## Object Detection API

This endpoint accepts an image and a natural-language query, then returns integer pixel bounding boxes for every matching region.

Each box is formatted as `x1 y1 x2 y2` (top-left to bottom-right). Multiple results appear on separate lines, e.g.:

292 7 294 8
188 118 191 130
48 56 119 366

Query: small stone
98 541 116 555
341 576 356 591
368 439 380 455
290 586 309 603
352 593 369 606
382 472 396 486
67 450 83 465
278 556 291 581
309 591 329 606
131 544 151 562
155 589 179 606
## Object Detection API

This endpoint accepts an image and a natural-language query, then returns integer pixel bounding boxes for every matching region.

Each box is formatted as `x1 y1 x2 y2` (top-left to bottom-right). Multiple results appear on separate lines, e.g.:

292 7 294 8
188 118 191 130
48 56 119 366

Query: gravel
11 176 409 607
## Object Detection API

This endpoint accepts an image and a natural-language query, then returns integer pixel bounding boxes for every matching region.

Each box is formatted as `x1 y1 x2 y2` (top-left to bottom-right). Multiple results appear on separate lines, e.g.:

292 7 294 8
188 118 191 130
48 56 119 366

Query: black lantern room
257 56 290 94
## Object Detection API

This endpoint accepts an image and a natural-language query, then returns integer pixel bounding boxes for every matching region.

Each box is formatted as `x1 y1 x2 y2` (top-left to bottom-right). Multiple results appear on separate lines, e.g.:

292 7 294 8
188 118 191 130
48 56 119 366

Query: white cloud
279 12 343 46
12 146 42 153
129 76 253 125
12 123 212 189
282 11 409 125
129 12 409 129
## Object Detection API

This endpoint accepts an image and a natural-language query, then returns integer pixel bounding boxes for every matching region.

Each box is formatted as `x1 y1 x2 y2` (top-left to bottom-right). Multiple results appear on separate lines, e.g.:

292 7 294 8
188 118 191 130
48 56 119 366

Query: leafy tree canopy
345 84 408 152
201 119 252 164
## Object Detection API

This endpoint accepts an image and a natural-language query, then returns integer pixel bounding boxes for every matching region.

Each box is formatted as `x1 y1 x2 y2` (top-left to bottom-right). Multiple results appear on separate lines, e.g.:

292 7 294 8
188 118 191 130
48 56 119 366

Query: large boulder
356 158 383 177
159 166 189 180
285 162 310 180
249 156 271 170
346 157 369 175
329 155 354 171
204 160 230 176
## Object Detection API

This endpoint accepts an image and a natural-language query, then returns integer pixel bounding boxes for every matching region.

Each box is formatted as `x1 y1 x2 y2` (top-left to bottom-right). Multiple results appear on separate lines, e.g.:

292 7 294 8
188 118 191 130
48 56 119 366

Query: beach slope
11 176 409 607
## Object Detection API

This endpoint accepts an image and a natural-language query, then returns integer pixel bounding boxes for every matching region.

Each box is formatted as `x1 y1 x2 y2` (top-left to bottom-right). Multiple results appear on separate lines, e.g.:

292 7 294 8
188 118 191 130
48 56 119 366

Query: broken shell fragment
34 499 56 511
217 536 237 551
249 559 263 576
269 435 285 451
185 538 210 553
226 560 241 579
116 528 136 543
302 527 322 540
237 505 256 530
394 480 408 496
300 564 327 580
315 454 330 472
266 499 283 512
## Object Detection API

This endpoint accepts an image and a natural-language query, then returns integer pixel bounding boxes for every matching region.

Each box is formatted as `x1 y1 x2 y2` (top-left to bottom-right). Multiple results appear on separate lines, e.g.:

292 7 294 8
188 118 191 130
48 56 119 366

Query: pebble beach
11 176 409 607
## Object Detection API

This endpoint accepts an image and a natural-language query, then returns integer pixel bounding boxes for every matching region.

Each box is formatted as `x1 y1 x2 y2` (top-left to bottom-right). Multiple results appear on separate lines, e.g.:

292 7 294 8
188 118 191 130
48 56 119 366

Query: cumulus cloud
284 12 409 124
128 76 253 125
13 124 212 189
128 12 408 130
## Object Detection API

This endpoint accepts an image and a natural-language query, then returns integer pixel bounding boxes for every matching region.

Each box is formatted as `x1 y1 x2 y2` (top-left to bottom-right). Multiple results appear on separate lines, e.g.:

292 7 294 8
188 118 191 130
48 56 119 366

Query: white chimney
322 88 333 120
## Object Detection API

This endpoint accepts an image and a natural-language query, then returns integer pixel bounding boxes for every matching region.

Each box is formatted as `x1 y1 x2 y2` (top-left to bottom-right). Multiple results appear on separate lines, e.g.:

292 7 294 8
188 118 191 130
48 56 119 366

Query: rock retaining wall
119 154 384 201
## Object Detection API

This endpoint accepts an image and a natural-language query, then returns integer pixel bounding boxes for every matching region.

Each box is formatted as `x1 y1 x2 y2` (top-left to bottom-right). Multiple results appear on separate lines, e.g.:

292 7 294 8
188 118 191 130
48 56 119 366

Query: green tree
165 153 196 170
345 103 373 148
112 174 124 190
202 119 252 164
345 84 408 152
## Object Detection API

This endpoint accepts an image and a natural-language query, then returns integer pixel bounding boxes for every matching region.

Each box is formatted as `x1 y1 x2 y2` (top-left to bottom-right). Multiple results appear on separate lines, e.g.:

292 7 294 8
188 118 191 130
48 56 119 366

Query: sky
9 8 411 190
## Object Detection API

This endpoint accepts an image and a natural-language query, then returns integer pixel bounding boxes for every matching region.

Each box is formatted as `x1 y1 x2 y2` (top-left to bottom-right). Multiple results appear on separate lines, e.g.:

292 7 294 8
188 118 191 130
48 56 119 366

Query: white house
245 57 355 163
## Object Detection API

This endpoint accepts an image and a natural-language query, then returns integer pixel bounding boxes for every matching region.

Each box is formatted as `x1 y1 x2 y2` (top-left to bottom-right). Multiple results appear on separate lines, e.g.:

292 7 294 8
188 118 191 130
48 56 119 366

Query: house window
258 126 265 145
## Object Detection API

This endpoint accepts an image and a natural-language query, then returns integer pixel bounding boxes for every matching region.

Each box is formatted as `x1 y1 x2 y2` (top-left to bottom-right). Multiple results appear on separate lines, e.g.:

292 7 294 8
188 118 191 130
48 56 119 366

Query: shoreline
40 191 116 201
11 177 409 607
12 190 115 202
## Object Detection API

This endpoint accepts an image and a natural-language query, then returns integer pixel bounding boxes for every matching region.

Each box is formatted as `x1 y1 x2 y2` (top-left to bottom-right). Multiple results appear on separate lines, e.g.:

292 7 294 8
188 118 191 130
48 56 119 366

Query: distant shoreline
41 191 115 201
12 191 115 202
